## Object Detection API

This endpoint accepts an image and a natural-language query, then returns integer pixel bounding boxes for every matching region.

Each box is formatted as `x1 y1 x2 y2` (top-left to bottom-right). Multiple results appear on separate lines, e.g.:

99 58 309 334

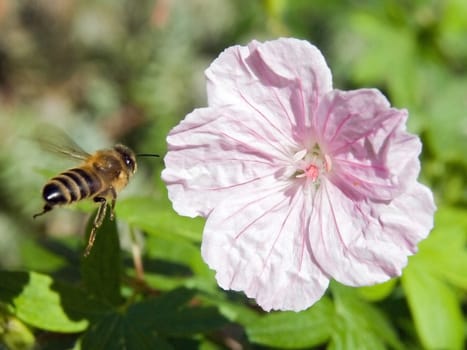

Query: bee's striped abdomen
42 167 102 206
42 182 68 205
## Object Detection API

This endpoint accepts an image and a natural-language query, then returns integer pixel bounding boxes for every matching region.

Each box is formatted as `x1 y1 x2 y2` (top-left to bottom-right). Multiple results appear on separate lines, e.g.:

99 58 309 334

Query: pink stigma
305 164 320 181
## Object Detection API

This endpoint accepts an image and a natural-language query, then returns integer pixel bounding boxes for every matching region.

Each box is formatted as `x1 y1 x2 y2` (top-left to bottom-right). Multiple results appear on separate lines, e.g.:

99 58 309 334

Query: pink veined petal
315 89 419 201
206 38 333 145
379 118 422 190
313 89 394 152
369 182 436 252
330 126 422 201
202 180 329 312
162 106 297 218
309 179 435 286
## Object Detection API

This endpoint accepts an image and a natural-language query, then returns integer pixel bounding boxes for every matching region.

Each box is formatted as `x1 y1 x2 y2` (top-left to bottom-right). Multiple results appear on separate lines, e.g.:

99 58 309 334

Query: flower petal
314 89 393 151
202 181 329 311
372 183 436 252
309 179 435 286
315 89 420 200
162 106 297 218
206 38 333 145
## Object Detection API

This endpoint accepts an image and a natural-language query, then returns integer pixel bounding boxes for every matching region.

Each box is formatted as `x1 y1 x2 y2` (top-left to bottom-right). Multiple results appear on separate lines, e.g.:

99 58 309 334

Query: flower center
304 164 320 181
293 144 332 183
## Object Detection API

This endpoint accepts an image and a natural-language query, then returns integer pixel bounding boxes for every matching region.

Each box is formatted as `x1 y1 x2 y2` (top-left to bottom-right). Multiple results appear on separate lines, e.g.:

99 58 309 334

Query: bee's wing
35 126 91 161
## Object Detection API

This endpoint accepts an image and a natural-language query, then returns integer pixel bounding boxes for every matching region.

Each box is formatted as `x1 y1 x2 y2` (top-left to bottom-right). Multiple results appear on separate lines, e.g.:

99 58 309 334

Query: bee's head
114 144 137 175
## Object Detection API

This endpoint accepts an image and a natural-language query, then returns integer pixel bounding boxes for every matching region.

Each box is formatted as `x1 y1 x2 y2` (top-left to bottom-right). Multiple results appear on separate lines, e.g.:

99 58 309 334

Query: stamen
324 154 332 172
292 144 331 182
293 149 308 162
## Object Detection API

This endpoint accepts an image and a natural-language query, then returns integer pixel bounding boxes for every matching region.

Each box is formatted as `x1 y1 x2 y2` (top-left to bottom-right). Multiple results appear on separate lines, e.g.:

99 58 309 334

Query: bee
33 132 158 256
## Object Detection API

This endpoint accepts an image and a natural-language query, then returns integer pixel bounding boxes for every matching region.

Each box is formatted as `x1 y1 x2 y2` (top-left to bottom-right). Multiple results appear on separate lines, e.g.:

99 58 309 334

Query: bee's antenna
136 153 160 158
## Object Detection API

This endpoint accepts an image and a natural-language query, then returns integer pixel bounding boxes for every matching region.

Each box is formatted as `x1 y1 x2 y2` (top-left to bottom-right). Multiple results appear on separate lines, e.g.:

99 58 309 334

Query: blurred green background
0 0 466 349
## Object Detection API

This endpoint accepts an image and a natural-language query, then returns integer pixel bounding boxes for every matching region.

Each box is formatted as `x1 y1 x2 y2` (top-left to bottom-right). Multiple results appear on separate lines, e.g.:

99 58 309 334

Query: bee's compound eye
114 144 136 173
125 155 136 172
125 156 132 166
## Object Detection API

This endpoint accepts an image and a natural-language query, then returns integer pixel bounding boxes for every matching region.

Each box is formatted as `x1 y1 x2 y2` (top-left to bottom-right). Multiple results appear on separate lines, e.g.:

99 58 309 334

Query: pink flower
162 38 436 311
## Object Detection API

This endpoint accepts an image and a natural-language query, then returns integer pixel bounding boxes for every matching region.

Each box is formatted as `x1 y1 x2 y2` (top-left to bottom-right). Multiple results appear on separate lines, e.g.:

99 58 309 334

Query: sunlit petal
315 89 421 201
310 179 435 286
202 181 329 311
206 38 333 145
162 105 296 217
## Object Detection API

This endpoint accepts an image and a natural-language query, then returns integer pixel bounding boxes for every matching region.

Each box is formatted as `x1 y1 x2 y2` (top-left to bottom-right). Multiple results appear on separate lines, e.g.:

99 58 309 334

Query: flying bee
33 131 158 256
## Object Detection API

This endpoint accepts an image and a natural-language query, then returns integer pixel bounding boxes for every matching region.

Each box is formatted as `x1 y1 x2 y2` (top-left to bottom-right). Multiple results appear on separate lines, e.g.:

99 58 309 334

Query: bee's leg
108 187 117 221
84 197 107 256
33 203 53 219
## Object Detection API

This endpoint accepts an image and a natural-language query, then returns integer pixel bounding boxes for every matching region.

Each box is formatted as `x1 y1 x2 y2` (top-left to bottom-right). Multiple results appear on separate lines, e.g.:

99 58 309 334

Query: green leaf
439 0 467 64
329 283 403 350
80 211 122 306
401 207 466 349
357 279 397 302
137 287 196 315
196 290 261 325
0 313 35 350
143 234 217 294
127 288 228 336
337 13 417 107
402 264 463 350
246 296 333 349
416 206 467 289
422 72 467 163
145 234 210 276
80 312 173 350
117 196 205 242
0 270 109 332
80 288 226 349
19 238 68 272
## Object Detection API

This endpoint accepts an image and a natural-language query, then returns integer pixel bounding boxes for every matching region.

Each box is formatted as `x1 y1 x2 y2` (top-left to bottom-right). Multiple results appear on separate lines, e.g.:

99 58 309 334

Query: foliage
0 0 465 349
